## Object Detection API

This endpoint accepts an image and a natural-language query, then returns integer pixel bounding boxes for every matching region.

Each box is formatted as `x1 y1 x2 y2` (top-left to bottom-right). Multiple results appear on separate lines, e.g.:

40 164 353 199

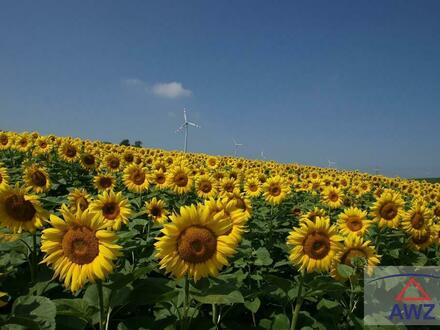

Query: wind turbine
232 138 244 156
373 166 381 175
328 160 337 168
175 108 200 153
260 150 266 160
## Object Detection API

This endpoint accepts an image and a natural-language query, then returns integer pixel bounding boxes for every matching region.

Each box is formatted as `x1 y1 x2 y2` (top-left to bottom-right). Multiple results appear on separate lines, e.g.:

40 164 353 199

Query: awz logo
389 277 436 321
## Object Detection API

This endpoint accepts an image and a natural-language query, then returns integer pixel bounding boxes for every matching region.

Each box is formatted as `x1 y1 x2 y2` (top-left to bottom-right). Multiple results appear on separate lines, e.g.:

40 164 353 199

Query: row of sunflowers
0 130 439 329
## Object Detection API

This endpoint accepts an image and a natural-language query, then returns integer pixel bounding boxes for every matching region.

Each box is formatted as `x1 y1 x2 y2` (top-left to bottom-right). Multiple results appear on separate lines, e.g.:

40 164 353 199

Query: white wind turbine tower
175 108 200 153
260 150 266 160
232 138 244 156
373 166 381 175
327 160 337 168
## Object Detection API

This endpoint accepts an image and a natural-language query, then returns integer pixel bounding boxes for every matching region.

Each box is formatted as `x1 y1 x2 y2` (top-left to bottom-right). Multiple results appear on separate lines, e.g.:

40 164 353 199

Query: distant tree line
119 139 142 147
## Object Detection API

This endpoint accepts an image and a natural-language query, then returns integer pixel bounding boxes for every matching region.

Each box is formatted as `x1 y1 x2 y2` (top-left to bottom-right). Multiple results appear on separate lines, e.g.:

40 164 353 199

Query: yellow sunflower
287 217 343 273
149 169 168 190
408 229 434 251
0 184 47 233
244 177 262 197
145 197 168 224
401 201 433 238
103 154 121 172
23 164 51 193
58 140 80 163
68 188 92 213
122 164 149 193
90 190 132 231
262 175 290 205
321 186 344 209
40 205 121 293
195 175 218 199
0 166 9 190
206 156 219 169
219 177 240 198
166 165 193 194
93 174 116 192
338 207 371 237
331 235 380 281
0 132 12 150
80 152 98 170
154 203 237 281
33 137 52 156
370 190 404 229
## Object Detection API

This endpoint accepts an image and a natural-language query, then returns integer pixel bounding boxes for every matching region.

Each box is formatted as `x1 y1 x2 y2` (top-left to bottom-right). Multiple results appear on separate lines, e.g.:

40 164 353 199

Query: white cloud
151 82 192 99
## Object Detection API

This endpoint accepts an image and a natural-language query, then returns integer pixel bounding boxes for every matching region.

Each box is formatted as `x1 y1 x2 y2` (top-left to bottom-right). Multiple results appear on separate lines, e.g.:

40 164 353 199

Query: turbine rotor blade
183 108 187 122
187 122 200 128
175 123 186 133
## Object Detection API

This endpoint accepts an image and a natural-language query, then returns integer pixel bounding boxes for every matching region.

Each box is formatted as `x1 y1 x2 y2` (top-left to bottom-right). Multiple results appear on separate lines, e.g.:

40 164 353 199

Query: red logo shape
395 277 431 301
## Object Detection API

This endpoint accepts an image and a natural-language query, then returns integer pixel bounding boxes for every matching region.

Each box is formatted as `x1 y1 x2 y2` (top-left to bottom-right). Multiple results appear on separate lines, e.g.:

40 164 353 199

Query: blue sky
1 1 439 178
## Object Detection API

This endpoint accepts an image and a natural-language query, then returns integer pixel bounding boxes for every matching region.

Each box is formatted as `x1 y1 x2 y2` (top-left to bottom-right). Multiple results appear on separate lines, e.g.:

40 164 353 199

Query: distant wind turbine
373 166 381 175
232 138 244 156
260 150 266 160
328 160 337 168
175 108 200 153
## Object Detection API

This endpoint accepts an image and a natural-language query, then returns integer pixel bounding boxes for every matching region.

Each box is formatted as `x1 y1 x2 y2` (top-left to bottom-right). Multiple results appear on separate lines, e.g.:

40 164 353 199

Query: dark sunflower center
150 206 162 217
177 226 217 263
328 192 339 202
131 170 146 185
40 142 47 148
5 195 36 222
99 177 112 188
31 171 47 187
346 216 363 231
379 202 398 220
200 182 212 193
102 202 120 220
62 226 99 265
292 208 301 216
174 173 188 187
249 184 258 192
269 185 281 196
156 174 166 184
108 158 120 169
303 231 331 260
434 207 440 217
65 146 77 157
0 135 8 145
83 154 95 166
124 154 134 162
0 173 2 183
411 212 425 229
341 248 367 266
412 233 430 245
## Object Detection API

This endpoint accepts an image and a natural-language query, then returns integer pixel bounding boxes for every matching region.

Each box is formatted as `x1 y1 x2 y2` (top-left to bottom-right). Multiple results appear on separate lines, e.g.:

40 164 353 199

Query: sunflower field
0 130 439 330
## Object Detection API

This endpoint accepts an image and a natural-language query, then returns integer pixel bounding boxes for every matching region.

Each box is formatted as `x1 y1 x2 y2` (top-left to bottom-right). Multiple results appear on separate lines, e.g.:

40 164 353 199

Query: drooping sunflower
195 175 218 199
68 188 92 213
0 291 8 308
149 169 168 190
122 164 149 193
40 205 121 293
90 190 132 231
93 174 116 192
300 207 327 224
154 203 237 281
401 201 433 238
0 166 9 190
287 217 343 273
244 177 262 197
370 190 404 229
23 164 51 193
331 235 380 281
338 207 371 237
262 175 290 205
166 165 193 194
0 184 47 233
321 186 344 209
145 197 168 224
408 229 434 251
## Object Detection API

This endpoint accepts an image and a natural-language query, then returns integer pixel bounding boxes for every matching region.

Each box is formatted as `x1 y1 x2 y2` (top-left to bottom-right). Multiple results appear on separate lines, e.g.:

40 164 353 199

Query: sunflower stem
291 272 304 330
212 304 217 327
182 275 191 329
97 280 106 330
31 232 38 283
